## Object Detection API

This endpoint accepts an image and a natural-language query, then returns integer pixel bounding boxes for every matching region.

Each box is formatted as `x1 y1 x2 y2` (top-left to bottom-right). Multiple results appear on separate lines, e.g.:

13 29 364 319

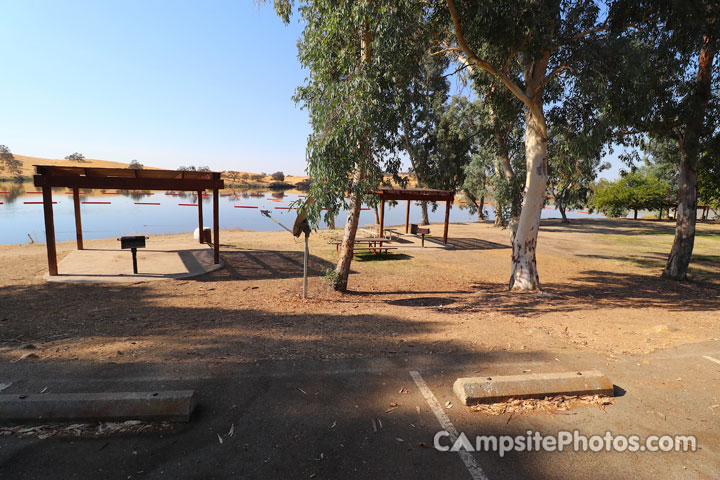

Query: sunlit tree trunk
335 167 363 290
420 202 430 225
663 32 716 280
509 56 549 291
559 205 568 223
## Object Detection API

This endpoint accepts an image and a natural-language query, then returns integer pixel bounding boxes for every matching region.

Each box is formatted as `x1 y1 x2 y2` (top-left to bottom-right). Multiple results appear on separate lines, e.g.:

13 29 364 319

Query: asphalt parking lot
1 340 719 479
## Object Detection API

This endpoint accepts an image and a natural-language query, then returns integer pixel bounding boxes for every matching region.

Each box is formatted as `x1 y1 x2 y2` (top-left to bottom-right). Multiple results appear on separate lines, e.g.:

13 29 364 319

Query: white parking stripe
702 356 720 365
409 370 488 480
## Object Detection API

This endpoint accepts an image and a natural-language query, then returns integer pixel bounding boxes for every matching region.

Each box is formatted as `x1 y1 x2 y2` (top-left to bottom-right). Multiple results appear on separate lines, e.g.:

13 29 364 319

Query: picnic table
328 238 397 256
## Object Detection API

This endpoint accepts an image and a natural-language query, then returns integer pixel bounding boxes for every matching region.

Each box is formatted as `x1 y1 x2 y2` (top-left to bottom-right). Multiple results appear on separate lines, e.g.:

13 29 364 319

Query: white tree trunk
509 57 549 291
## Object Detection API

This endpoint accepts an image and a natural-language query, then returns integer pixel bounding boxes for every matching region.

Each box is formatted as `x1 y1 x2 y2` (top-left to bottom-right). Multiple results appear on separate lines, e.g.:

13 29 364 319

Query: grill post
131 247 138 274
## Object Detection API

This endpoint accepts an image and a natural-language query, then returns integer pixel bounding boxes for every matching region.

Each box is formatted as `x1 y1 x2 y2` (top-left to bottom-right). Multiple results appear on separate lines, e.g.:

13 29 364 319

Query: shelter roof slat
374 188 455 203
33 165 223 191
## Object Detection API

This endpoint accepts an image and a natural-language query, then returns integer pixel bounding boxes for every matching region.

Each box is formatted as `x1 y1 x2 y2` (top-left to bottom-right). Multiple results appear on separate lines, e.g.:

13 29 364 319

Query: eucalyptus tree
546 103 612 222
396 51 450 224
441 0 613 290
438 42 526 230
605 0 719 280
274 1 429 291
397 57 494 224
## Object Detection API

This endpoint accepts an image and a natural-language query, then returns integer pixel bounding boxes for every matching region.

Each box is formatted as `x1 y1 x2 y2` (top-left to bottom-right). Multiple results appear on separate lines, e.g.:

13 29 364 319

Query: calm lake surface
0 182 604 245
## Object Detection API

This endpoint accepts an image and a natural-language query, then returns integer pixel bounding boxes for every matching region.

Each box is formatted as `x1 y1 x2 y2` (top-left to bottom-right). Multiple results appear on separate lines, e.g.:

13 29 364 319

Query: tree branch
430 46 463 57
534 65 571 95
441 62 473 79
445 0 533 110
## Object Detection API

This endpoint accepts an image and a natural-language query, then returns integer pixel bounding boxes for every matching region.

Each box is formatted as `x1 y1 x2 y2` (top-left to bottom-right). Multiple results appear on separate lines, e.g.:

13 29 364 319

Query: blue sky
1 0 310 174
1 1 624 179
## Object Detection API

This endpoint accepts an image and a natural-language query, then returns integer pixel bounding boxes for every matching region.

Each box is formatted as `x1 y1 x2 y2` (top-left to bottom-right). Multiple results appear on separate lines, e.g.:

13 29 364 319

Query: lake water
0 182 604 245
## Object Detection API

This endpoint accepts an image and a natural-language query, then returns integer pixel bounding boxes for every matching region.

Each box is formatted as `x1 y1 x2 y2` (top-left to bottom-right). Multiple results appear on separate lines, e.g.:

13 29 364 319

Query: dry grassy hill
12 154 139 178
7 154 310 188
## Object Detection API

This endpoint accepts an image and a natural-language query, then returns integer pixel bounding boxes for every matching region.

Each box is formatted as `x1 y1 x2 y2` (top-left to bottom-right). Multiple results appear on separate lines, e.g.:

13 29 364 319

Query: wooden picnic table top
328 238 392 245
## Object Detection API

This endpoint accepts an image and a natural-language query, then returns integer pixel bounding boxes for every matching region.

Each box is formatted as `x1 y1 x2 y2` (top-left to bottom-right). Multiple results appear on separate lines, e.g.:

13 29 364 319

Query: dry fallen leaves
470 394 615 416
0 421 177 439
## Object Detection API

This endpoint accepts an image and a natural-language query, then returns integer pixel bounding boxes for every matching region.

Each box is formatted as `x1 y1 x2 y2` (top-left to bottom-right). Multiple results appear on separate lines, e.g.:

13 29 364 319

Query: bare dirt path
1 218 718 366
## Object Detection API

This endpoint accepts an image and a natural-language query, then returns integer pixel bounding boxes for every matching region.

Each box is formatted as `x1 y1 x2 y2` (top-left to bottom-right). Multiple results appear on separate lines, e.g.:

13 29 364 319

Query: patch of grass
353 252 412 262
691 254 720 263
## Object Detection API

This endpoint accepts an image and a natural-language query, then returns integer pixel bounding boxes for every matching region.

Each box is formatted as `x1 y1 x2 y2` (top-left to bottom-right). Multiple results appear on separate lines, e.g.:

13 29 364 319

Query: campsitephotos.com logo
434 430 697 457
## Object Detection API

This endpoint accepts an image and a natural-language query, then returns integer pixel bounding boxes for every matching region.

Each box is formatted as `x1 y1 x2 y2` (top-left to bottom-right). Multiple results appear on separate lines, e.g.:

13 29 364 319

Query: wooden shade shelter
374 188 455 244
33 165 224 276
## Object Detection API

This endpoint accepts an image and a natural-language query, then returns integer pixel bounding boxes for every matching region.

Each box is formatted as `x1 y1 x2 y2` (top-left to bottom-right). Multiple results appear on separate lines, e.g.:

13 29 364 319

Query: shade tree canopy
593 169 673 219
603 0 720 279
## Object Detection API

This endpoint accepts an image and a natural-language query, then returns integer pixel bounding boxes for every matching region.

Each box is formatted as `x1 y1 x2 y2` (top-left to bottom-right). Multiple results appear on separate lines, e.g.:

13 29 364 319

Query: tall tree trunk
401 120 430 227
421 201 430 225
333 24 372 292
445 0 550 290
374 204 380 225
335 168 363 291
493 152 516 229
663 29 716 280
493 115 519 239
509 56 549 291
559 203 568 223
493 197 504 226
477 195 485 221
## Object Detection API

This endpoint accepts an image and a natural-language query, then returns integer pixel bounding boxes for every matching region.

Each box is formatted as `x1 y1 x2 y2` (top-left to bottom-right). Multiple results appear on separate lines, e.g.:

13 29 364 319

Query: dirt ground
1 218 718 365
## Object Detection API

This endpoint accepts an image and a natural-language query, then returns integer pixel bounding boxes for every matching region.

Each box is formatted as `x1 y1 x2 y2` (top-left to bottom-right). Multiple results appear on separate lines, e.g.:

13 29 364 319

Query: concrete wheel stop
0 391 197 423
454 370 613 406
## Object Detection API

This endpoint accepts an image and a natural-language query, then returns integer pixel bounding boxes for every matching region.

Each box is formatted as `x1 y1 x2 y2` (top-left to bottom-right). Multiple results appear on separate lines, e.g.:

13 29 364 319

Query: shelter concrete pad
44 238 222 283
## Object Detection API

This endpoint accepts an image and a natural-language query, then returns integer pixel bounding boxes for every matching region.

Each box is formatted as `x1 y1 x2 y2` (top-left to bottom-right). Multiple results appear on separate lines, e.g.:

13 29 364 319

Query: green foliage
698 152 720 208
276 1 430 225
593 170 673 217
605 1 719 144
442 0 614 231
547 129 611 215
462 149 493 212
641 137 720 209
271 171 285 181
0 145 23 179
322 267 340 288
129 159 143 170
65 152 85 163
